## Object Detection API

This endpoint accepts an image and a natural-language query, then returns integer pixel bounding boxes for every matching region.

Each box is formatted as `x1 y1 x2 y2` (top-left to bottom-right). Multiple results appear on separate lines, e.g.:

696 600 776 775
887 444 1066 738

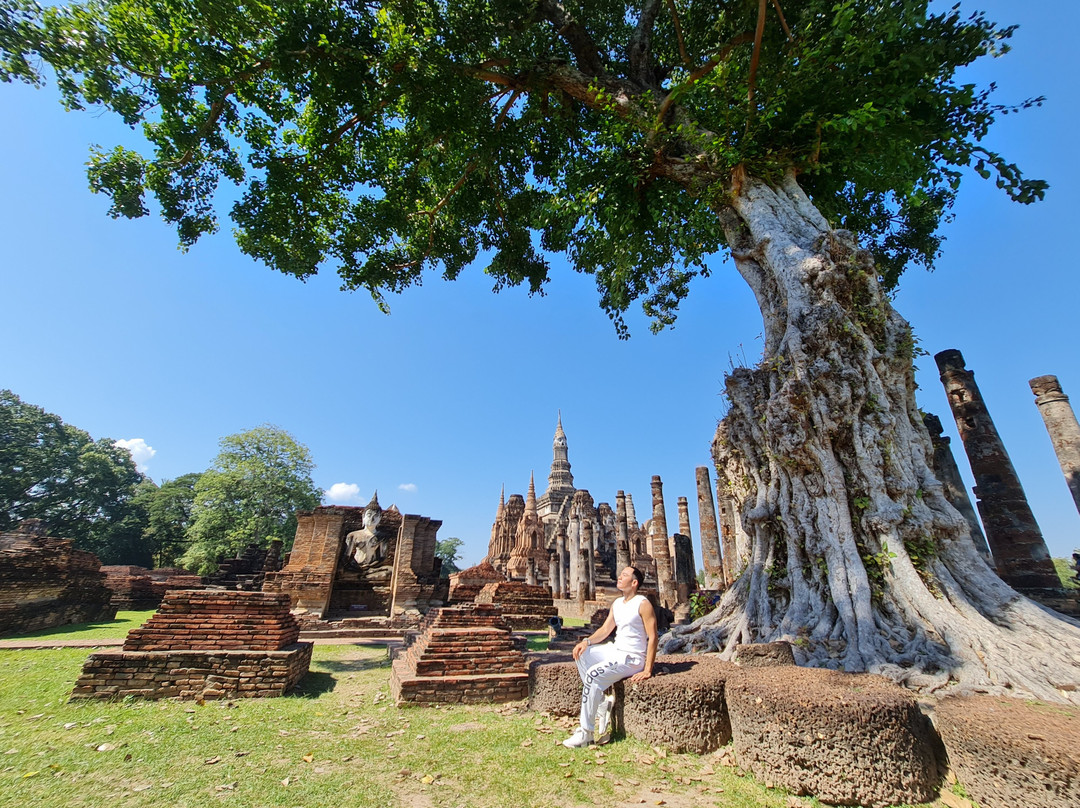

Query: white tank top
611 593 648 655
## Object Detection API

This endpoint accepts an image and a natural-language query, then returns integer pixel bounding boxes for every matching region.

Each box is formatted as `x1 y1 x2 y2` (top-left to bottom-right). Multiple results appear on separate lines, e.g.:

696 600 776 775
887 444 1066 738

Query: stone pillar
716 477 741 585
649 476 676 609
548 553 558 596
935 349 1060 594
922 413 993 562
525 556 537 586
583 520 596 600
1030 375 1080 516
672 534 695 607
615 491 632 573
695 467 724 588
568 514 581 597
626 495 640 543
555 522 567 599
677 497 692 544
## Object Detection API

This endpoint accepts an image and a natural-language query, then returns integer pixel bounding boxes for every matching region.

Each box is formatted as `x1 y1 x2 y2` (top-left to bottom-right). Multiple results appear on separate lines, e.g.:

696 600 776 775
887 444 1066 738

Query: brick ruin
71 590 312 700
262 495 448 620
100 565 204 610
447 559 504 604
935 349 1062 597
206 540 284 590
390 603 529 704
0 519 116 636
483 416 695 616
474 580 558 630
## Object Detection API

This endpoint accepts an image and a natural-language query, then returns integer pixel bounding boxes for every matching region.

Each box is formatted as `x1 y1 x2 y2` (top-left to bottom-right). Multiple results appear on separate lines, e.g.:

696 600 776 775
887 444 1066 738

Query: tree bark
660 170 1080 704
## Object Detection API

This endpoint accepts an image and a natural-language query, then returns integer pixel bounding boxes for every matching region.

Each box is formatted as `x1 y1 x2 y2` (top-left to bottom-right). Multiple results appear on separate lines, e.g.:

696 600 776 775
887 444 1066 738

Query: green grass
1052 557 1079 590
0 620 945 808
0 642 814 808
0 611 155 642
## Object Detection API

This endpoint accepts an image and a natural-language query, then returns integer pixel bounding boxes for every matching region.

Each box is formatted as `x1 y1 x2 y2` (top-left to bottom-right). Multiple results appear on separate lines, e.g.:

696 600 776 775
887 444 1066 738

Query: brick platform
120 590 301 651
474 581 559 630
390 604 529 704
0 520 116 636
100 566 203 610
71 590 311 700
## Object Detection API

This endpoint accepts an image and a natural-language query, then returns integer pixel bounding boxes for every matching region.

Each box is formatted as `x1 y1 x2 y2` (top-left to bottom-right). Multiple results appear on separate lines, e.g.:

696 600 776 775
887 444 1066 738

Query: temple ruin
921 413 992 562
935 349 1062 596
262 494 448 621
481 416 694 617
0 519 116 636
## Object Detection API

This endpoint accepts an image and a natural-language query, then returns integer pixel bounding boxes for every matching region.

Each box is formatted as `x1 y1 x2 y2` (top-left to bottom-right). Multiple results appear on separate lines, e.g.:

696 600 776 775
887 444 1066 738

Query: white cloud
115 438 156 473
398 483 418 493
325 482 363 505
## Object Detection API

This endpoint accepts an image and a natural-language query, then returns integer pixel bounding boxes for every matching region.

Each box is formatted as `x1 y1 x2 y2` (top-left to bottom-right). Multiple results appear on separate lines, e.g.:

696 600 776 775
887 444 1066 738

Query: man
563 566 658 748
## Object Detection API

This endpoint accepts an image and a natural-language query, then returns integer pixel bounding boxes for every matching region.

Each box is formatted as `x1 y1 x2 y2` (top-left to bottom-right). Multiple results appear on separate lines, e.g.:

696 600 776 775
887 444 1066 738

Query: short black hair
630 566 644 587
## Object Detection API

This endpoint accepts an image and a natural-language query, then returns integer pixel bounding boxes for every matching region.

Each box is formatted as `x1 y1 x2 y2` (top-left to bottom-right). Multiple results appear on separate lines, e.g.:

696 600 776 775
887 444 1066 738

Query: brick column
922 413 993 562
615 491 632 573
1030 375 1080 517
695 467 724 588
650 476 676 609
935 349 1060 594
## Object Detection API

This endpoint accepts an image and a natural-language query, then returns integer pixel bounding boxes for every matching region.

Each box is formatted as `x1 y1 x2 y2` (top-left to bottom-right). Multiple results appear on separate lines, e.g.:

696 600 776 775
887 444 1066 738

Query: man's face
617 567 637 590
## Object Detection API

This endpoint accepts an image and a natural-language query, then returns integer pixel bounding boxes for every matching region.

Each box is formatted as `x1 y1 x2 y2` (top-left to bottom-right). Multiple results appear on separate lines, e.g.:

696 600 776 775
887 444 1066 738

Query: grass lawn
0 641 819 808
0 621 946 808
0 611 156 642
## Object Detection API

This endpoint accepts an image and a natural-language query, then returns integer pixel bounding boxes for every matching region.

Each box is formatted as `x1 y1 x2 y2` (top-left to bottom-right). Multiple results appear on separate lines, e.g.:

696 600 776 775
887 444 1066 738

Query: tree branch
627 0 663 88
771 0 793 42
653 32 754 130
535 0 606 77
747 0 768 111
665 0 692 68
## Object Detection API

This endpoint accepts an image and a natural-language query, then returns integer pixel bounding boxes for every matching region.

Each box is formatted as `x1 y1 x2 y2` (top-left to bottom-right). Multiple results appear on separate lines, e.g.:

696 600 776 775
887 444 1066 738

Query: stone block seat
528 653 736 753
932 694 1080 808
725 666 942 808
390 603 529 704
70 590 312 701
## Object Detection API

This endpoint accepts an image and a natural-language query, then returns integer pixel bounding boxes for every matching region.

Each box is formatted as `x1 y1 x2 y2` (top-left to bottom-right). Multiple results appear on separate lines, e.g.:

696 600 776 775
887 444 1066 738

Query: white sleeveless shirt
611 593 648 655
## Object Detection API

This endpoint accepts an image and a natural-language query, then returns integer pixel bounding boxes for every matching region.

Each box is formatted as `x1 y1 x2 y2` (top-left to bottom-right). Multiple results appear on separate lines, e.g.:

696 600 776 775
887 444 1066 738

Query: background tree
0 389 149 563
136 472 202 567
435 536 464 578
182 425 319 574
4 1 1078 700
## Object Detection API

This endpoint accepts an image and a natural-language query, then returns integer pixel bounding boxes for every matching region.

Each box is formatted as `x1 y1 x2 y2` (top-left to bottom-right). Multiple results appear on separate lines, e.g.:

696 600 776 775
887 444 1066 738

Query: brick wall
0 522 116 636
70 644 313 700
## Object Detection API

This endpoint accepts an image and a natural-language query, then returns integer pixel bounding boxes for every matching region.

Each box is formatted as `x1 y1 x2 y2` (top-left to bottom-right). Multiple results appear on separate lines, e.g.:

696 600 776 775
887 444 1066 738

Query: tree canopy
0 0 1043 333
182 425 320 574
0 388 148 563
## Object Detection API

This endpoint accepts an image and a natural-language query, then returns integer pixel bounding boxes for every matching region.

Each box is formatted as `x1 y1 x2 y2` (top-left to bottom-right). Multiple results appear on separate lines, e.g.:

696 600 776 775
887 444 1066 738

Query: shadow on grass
289 672 337 698
318 657 392 673
1 611 154 641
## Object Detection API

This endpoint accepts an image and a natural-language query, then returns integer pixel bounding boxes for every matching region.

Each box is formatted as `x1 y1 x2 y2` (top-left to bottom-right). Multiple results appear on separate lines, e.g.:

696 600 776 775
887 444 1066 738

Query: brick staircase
390 604 529 704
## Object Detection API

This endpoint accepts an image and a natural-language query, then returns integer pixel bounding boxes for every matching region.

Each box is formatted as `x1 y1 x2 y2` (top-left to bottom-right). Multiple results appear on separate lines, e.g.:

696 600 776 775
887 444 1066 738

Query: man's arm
571 609 616 661
627 598 658 682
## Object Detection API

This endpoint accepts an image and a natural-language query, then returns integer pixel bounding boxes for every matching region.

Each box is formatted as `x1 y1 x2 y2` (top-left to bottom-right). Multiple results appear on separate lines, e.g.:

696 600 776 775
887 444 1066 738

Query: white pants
575 643 644 731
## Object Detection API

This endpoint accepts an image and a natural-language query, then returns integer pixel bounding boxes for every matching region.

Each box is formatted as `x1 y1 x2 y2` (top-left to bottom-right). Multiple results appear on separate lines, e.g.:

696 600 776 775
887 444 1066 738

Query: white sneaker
562 728 594 748
594 692 615 744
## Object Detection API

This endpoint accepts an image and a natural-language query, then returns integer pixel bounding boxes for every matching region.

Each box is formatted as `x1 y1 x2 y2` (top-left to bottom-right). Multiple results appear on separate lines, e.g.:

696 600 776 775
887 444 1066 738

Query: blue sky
1 0 1077 568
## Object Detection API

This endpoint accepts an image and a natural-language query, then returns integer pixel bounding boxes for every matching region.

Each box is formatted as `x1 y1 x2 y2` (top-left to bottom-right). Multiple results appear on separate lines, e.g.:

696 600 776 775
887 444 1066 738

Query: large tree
182 425 319 574
4 0 1078 700
0 389 149 563
135 472 203 566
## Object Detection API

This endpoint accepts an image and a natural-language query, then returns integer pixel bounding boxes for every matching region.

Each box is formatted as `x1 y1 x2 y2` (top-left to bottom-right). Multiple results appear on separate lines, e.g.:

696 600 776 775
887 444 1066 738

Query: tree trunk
659 170 1080 704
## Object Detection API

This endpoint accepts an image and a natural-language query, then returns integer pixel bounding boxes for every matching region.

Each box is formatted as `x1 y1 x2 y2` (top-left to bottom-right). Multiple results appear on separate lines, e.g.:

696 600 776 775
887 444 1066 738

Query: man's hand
627 669 652 683
572 640 588 661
